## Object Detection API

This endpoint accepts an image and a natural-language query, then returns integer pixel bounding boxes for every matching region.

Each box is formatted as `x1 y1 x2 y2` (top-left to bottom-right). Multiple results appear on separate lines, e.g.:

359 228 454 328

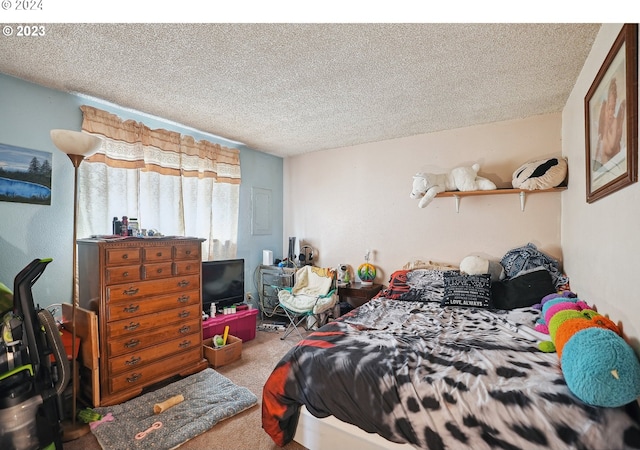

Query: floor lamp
50 129 102 440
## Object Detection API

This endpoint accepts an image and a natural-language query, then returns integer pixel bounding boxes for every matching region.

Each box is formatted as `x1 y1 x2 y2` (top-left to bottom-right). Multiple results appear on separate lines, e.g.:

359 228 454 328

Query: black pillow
491 267 555 310
442 273 491 308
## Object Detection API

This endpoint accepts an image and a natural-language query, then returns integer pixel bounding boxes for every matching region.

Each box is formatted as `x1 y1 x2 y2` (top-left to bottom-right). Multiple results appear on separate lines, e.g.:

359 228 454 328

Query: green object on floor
78 407 102 423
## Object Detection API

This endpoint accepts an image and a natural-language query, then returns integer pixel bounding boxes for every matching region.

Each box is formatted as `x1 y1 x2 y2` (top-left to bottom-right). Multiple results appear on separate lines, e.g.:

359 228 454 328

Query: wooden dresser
77 237 208 406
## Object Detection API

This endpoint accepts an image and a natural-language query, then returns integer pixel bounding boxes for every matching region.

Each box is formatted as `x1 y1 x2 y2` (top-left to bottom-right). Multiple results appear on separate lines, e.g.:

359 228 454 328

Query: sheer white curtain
78 105 241 261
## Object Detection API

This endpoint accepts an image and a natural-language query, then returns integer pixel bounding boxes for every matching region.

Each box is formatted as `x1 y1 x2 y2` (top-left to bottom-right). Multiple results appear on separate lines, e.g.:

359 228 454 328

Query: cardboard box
203 335 242 368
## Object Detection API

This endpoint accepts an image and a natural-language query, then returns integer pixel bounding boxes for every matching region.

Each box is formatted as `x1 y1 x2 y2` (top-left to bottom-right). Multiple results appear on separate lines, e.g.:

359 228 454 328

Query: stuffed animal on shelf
410 163 496 208
512 157 567 190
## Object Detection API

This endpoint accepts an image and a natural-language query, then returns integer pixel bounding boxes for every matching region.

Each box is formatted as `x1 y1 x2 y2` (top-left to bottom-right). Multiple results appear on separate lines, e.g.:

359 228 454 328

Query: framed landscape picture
584 24 638 203
0 142 53 205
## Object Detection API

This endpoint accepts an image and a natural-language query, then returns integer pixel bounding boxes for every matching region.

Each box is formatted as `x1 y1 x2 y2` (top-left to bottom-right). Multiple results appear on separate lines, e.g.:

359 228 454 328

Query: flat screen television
202 259 245 313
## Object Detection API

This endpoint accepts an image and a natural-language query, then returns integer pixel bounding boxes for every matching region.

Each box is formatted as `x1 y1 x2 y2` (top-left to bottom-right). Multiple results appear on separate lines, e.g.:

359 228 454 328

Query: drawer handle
178 310 190 318
185 250 192 255
124 339 140 348
156 252 163 257
124 304 139 313
125 356 141 366
177 295 190 303
177 280 190 288
179 325 191 334
123 271 129 277
156 268 163 274
122 254 129 260
124 322 140 331
123 287 139 296
127 373 141 383
185 264 192 271
179 340 191 348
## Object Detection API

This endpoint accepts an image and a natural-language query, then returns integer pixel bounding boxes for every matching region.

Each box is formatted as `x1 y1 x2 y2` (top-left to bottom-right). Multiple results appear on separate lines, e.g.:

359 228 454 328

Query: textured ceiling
0 23 601 157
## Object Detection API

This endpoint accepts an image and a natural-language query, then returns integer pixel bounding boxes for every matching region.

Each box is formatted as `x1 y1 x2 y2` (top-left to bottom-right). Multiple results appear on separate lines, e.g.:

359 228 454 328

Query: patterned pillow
375 270 410 299
442 272 491 308
399 269 448 302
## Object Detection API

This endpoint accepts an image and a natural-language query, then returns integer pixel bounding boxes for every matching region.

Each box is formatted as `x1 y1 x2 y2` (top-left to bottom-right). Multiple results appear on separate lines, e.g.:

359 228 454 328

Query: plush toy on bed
537 306 613 353
459 255 504 282
561 327 640 407
512 157 568 190
535 294 640 408
410 163 496 208
535 294 590 334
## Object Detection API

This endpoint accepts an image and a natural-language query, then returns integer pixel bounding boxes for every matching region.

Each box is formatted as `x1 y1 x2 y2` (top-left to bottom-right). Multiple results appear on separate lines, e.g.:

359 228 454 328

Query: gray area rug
91 368 258 449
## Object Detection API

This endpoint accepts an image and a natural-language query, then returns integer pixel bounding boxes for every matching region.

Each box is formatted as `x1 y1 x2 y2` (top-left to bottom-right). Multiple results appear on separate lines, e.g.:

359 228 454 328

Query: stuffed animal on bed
459 255 504 282
535 296 640 408
533 292 584 331
533 290 577 310
535 296 590 334
410 163 496 208
561 327 640 407
537 307 614 353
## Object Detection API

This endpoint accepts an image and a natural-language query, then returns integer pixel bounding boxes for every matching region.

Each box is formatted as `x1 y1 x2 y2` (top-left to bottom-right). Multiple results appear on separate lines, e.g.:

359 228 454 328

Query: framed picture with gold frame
584 24 638 203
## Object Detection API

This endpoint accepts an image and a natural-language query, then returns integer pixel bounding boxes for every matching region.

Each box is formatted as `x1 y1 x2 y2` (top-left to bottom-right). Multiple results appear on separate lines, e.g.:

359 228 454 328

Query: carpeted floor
63 326 308 450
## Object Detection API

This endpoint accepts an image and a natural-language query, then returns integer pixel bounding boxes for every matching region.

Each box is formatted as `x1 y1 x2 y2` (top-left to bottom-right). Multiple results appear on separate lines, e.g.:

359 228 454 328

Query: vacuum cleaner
0 258 71 450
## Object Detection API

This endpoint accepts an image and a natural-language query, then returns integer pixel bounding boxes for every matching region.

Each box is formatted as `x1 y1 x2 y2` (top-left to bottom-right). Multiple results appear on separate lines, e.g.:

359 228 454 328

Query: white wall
284 112 564 285
562 23 640 351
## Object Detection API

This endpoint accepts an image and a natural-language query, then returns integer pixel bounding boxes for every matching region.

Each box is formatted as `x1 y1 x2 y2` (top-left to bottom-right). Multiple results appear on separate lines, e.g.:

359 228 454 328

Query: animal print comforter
262 299 640 449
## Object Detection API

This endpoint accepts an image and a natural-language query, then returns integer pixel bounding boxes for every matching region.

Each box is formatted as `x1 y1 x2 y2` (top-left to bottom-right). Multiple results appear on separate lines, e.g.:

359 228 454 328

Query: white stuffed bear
410 163 496 208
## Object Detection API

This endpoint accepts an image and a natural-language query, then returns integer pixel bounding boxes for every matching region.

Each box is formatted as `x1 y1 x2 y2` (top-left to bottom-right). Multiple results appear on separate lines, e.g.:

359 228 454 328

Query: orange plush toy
554 314 620 360
535 298 640 408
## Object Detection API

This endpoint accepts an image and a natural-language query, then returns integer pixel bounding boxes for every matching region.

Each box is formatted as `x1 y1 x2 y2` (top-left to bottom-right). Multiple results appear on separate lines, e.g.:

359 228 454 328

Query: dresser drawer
143 246 172 262
106 248 141 266
106 274 200 302
174 260 200 276
174 243 201 260
108 331 200 375
108 318 200 357
109 347 201 394
107 303 200 339
106 264 141 284
142 262 173 280
106 290 199 322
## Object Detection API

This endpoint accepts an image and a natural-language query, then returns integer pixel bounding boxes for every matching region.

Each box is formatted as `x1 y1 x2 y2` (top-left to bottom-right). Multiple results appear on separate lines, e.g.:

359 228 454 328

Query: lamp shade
50 129 102 157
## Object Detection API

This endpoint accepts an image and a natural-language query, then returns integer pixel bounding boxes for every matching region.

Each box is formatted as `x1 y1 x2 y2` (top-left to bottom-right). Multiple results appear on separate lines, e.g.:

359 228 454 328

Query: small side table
338 283 383 309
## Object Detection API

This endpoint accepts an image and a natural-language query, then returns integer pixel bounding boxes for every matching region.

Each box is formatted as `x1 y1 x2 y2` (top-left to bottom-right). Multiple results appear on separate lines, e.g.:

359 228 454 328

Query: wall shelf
435 187 567 212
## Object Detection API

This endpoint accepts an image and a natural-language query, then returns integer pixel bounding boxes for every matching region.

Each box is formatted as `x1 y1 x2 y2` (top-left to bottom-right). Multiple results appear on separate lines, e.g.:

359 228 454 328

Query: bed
261 264 640 450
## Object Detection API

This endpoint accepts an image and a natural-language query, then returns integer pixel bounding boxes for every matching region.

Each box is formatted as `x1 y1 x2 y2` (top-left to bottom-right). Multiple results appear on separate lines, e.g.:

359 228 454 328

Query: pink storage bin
202 308 258 342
